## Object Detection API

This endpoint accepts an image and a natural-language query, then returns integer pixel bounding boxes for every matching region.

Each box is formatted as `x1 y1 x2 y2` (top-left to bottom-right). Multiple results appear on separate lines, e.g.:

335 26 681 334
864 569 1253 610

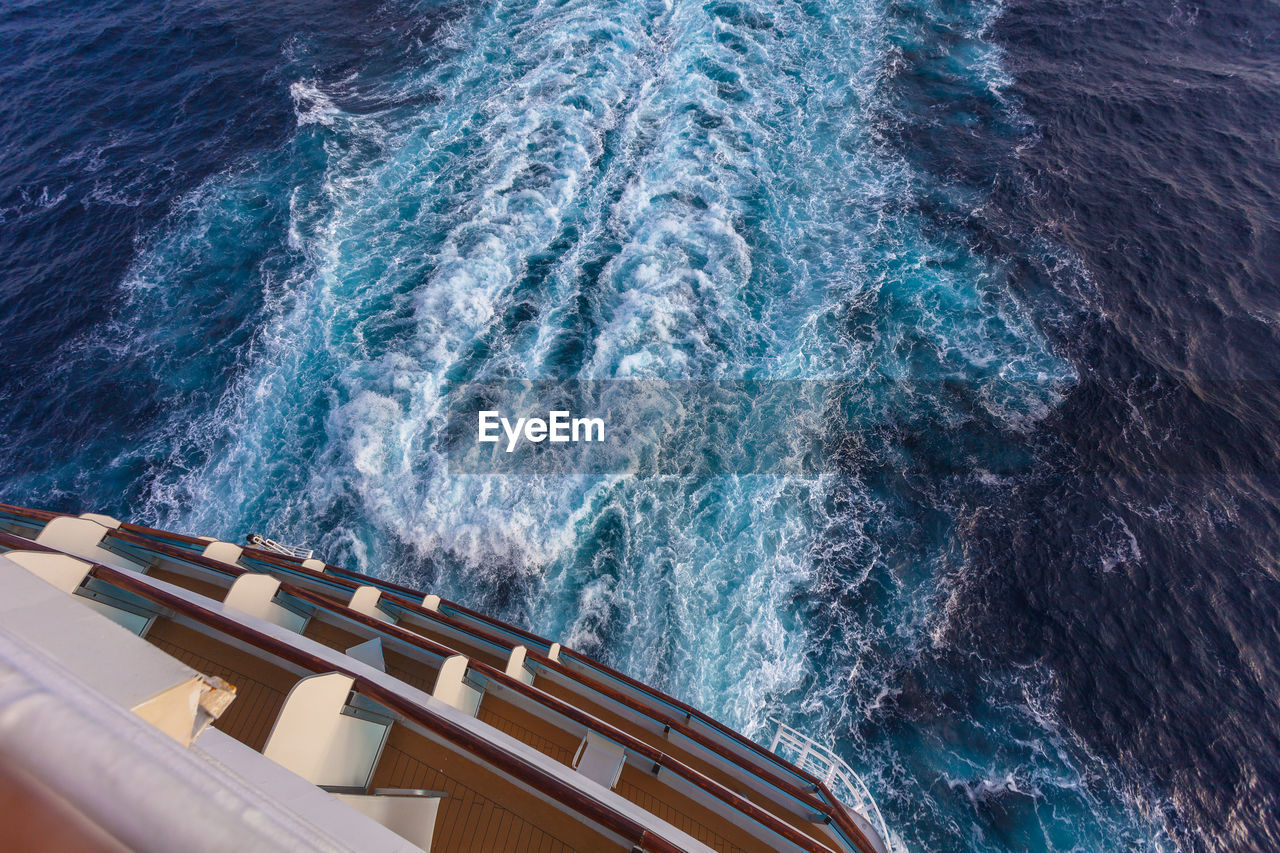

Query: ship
0 502 893 853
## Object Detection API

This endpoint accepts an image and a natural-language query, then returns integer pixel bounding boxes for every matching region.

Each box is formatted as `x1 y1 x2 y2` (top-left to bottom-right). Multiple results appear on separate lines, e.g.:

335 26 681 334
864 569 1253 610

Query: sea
2 0 1277 850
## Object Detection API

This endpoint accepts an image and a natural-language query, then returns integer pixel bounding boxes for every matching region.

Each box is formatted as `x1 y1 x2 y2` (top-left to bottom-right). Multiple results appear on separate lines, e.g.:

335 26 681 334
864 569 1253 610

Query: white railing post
763 717 894 851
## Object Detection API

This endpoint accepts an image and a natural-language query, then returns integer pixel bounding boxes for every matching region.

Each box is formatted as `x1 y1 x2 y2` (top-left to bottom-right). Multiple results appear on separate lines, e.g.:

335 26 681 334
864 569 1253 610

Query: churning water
4 0 1278 849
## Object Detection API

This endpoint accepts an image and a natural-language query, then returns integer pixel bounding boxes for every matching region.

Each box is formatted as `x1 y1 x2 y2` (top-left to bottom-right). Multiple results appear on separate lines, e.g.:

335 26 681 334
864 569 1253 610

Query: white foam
81 0 1180 844
290 80 343 127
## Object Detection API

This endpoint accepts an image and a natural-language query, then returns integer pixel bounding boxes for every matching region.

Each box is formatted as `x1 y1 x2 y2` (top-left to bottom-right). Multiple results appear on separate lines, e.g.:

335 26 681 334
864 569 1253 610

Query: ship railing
246 534 314 560
766 718 892 851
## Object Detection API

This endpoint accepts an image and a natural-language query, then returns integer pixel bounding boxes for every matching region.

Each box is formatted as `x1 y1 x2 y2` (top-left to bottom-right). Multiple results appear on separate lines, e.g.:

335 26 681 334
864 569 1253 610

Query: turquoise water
0 0 1194 849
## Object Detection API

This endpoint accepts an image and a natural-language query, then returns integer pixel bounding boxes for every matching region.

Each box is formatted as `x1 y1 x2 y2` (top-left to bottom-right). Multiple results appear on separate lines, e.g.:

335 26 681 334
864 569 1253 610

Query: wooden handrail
118 521 214 548
67 534 845 852
376 591 854 821
0 503 65 524
364 581 848 805
356 586 877 844
88 564 689 853
0 524 831 850
411 590 832 796
106 529 250 577
320 563 433 600
0 530 59 552
380 594 876 849
271 588 839 853
0 506 882 853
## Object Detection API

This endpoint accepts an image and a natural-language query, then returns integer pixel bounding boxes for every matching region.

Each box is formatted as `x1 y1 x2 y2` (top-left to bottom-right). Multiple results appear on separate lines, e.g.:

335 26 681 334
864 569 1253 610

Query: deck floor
536 678 832 853
303 616 442 695
477 699 580 766
616 766 756 853
142 619 616 852
371 724 613 853
129 587 815 853
144 567 229 602
145 620 295 752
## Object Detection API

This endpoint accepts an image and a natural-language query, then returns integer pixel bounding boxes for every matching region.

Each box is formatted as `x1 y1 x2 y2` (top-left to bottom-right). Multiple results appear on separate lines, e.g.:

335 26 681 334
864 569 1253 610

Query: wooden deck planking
536 678 838 850
144 567 230 602
477 700 579 766
370 725 599 853
395 616 510 669
615 763 776 853
144 620 295 751
128 584 817 853
301 617 368 652
381 649 438 695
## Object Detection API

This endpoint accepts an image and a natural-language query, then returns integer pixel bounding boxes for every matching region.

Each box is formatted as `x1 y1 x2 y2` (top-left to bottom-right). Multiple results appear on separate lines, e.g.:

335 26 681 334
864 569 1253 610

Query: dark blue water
2 0 1277 850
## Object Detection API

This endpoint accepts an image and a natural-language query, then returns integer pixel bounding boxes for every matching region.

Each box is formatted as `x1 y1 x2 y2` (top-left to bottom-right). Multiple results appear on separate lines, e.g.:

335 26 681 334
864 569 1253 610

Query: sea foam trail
70 0 1170 848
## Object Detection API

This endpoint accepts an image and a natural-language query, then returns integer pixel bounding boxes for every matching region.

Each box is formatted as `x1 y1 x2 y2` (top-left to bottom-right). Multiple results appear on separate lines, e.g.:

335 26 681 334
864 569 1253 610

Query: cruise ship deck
0 503 891 853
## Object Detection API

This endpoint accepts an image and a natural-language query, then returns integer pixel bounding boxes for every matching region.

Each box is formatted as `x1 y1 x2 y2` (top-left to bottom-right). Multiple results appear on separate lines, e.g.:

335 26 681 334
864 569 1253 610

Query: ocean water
1 0 1277 850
